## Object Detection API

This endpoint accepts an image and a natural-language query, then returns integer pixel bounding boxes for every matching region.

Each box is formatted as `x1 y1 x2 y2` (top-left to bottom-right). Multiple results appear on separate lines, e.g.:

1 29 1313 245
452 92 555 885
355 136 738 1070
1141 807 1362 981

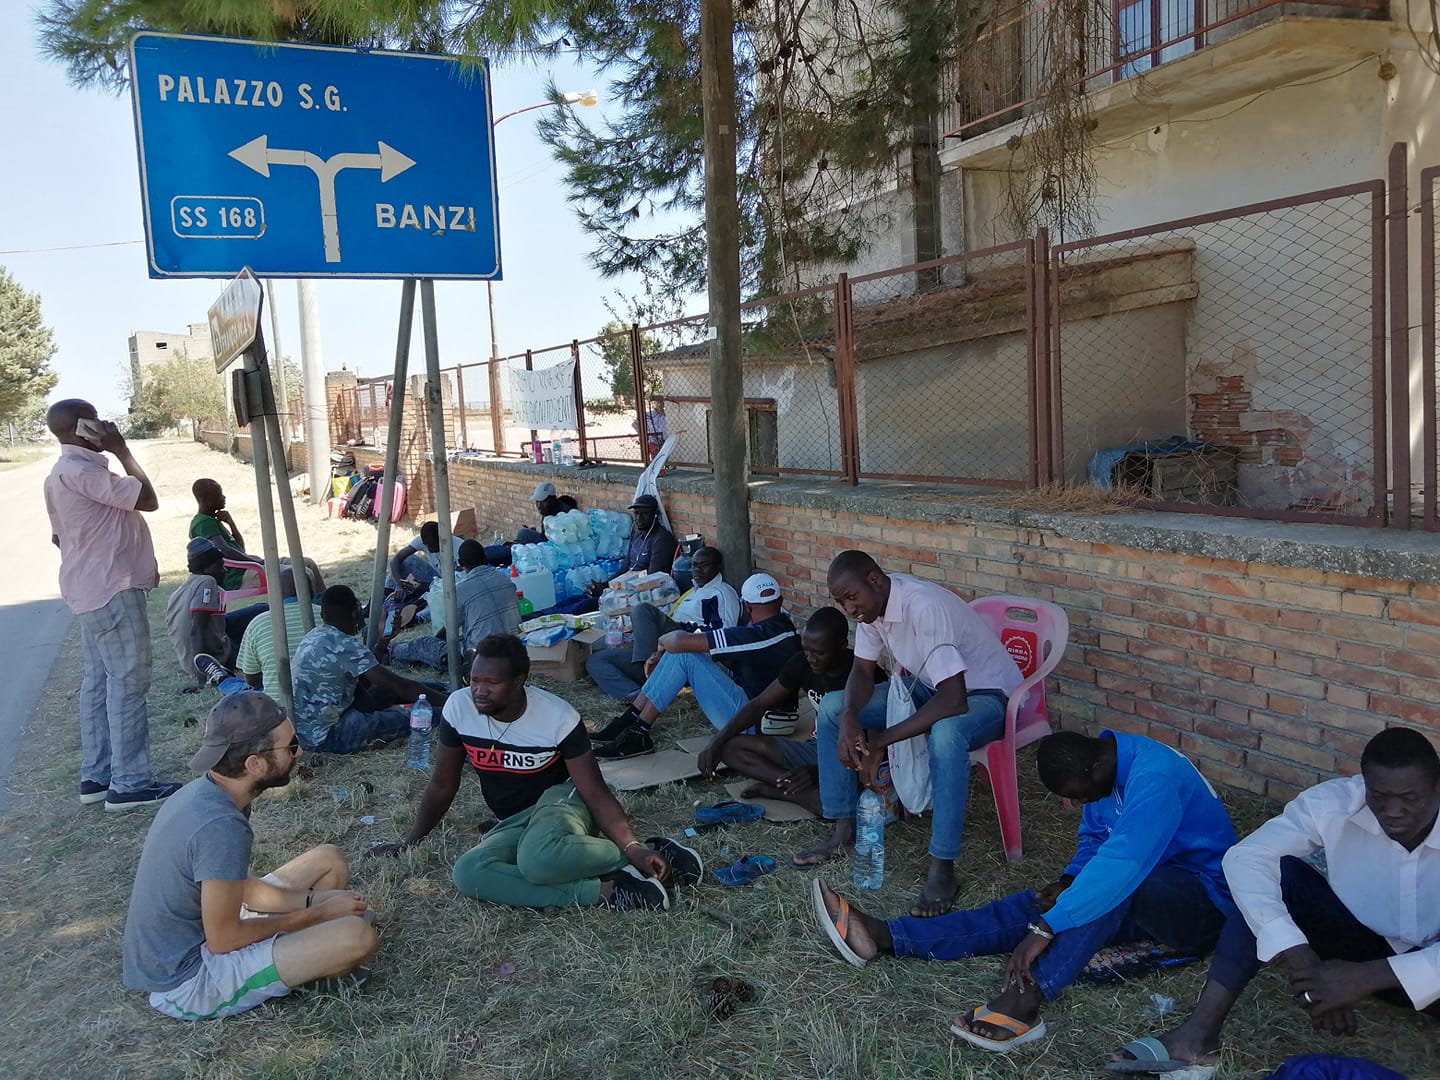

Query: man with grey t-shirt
121 692 378 1020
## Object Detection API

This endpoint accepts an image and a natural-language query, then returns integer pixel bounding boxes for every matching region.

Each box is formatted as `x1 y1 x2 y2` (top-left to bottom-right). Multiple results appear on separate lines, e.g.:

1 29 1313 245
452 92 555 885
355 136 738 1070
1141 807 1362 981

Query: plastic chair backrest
969 594 1069 730
221 559 267 603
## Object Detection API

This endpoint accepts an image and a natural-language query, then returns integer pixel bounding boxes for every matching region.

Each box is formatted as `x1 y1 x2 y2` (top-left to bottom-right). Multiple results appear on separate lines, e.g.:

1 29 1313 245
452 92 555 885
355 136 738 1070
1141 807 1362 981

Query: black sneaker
592 725 654 759
591 707 640 744
104 782 183 813
599 866 669 911
78 780 109 806
648 836 703 887
193 653 229 687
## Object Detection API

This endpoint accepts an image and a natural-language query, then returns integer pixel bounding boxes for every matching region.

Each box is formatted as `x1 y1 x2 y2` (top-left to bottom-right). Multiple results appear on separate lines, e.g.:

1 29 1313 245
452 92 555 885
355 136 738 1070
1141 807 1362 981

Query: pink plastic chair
221 559 267 605
969 594 1070 863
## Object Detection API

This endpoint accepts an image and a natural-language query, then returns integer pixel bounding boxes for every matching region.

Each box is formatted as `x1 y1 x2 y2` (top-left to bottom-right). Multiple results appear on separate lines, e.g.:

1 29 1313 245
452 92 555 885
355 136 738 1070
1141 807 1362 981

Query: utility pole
700 0 752 581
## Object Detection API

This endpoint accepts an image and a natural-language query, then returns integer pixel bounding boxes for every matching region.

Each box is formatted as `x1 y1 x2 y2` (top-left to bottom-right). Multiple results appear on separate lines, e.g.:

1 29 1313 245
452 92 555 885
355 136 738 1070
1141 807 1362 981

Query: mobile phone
75 417 107 445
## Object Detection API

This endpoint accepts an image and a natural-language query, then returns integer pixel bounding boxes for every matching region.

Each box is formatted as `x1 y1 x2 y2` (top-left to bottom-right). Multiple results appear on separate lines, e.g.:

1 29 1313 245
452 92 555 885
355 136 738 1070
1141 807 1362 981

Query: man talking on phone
44 399 180 812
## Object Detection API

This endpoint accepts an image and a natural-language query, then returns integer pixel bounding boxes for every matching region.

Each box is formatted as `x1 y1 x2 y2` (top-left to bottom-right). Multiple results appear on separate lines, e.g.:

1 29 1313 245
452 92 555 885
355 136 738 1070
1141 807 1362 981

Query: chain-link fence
352 377 394 449
1051 183 1386 524
577 328 647 464
848 243 1036 486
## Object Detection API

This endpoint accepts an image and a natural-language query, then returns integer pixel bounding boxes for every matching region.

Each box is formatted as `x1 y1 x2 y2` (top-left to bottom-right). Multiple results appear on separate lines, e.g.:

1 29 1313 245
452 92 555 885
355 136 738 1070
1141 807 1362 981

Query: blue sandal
695 800 766 826
712 855 777 886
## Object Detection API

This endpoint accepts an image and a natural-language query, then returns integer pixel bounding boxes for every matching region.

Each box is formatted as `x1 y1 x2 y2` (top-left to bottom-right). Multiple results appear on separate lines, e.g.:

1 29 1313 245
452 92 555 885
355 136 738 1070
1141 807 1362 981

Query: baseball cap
190 691 289 773
629 493 660 512
532 481 557 501
741 572 782 604
185 536 222 569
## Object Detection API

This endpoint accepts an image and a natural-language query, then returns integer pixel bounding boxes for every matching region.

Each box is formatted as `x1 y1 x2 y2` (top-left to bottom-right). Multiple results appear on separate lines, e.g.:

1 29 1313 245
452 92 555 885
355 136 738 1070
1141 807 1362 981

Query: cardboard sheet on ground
599 748 706 791
722 779 818 821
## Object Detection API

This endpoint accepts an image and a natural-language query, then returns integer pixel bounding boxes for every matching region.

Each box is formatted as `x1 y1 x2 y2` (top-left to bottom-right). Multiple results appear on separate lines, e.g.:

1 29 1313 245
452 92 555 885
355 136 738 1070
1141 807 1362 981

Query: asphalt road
0 452 71 816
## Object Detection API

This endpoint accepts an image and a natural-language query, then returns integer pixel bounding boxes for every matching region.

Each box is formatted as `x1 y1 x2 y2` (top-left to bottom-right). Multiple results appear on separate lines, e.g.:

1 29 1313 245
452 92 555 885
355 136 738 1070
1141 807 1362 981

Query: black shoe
591 707 640 744
104 782 183 813
193 653 229 688
79 780 109 806
593 726 654 760
599 866 669 911
648 836 703 887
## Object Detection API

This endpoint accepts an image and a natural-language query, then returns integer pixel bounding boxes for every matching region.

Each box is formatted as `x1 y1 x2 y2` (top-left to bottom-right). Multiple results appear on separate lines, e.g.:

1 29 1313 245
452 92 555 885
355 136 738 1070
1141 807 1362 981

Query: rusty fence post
630 323 651 464
1387 142 1411 527
834 274 860 484
571 339 587 462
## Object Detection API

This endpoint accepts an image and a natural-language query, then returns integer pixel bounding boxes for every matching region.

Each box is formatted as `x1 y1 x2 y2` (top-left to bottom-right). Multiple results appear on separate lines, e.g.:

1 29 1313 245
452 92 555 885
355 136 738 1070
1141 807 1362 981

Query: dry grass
3 439 1438 1079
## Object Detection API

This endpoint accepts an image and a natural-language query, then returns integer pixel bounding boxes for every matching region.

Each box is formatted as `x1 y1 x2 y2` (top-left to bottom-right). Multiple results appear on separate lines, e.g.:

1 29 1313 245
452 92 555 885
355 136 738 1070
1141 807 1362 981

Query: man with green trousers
369 634 701 910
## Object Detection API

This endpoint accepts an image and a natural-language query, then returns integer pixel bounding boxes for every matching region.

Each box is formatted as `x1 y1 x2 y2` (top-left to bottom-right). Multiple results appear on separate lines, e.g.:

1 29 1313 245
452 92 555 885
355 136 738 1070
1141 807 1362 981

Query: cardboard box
526 627 604 682
451 507 479 540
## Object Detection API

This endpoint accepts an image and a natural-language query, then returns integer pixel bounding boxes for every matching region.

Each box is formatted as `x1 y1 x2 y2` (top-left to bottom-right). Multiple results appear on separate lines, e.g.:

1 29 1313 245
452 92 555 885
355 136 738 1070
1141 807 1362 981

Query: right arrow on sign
229 136 417 262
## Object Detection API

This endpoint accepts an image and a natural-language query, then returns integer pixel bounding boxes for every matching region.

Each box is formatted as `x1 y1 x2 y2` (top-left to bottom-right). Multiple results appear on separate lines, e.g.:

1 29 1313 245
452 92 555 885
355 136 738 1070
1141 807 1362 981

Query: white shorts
148 938 291 1021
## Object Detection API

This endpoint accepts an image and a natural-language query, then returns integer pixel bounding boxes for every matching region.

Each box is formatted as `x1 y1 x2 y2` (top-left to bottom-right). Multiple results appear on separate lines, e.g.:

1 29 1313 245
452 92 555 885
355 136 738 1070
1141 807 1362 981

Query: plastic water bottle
551 438 563 464
407 696 433 771
853 787 886 890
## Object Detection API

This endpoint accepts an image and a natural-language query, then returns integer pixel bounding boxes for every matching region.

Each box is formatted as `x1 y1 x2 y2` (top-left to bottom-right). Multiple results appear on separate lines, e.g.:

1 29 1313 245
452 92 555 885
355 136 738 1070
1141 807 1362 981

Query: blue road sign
128 33 501 279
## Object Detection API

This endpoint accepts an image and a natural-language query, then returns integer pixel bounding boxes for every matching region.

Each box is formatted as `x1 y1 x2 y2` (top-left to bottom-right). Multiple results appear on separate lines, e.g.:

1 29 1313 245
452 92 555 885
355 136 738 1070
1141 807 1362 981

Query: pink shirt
44 444 159 614
854 573 1023 695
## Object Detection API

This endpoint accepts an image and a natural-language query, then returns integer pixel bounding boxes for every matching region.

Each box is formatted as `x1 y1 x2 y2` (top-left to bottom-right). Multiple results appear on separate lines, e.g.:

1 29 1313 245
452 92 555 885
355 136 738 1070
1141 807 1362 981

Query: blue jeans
587 648 645 702
76 588 155 793
889 865 1228 1000
390 634 446 671
224 603 268 654
311 705 413 754
639 652 748 730
217 675 249 695
815 681 1007 861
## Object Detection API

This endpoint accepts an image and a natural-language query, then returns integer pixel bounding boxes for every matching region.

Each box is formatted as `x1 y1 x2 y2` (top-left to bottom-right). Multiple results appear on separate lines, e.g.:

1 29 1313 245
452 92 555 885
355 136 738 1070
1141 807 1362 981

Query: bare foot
793 821 855 866
816 880 890 958
910 859 960 918
1109 1025 1220 1068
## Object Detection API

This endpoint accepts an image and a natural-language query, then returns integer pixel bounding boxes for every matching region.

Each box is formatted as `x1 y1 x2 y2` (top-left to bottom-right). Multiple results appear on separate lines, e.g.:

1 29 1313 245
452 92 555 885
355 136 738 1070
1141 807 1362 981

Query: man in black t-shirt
697 607 883 815
368 635 700 911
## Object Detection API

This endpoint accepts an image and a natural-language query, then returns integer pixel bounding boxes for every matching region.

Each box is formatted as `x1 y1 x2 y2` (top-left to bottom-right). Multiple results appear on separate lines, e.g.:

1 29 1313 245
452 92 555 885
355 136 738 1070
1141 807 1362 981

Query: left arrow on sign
228 136 418 262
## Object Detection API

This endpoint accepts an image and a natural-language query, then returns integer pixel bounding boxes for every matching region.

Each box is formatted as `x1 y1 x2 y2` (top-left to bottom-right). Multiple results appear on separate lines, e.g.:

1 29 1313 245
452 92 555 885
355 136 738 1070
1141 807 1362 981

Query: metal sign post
209 269 315 710
421 279 463 686
366 280 416 651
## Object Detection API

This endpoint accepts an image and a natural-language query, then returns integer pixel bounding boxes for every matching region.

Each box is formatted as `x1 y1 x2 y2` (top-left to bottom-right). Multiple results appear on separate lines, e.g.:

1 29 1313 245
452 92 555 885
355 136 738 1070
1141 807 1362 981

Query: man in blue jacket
811 729 1238 1053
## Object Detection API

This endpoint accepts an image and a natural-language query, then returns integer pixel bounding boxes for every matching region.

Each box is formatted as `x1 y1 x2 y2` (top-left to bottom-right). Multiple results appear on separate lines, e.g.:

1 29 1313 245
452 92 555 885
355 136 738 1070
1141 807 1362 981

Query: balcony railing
939 0 1388 140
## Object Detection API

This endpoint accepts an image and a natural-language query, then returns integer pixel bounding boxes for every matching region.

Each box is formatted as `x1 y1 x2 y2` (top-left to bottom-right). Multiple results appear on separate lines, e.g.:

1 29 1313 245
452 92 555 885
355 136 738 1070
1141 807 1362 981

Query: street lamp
486 89 600 454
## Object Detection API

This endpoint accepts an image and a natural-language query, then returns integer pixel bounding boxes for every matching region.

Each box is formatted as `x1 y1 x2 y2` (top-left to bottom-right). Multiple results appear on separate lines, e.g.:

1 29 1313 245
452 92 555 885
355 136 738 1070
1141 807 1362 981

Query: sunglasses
259 738 301 758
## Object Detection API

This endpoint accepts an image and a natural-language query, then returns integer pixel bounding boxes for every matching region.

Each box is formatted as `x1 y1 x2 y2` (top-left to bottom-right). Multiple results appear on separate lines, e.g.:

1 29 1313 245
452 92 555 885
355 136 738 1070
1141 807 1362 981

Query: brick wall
427 458 1440 802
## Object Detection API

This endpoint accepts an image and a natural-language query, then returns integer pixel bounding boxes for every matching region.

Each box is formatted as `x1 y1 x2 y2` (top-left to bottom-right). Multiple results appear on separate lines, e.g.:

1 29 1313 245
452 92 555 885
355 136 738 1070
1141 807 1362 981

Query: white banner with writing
509 358 577 430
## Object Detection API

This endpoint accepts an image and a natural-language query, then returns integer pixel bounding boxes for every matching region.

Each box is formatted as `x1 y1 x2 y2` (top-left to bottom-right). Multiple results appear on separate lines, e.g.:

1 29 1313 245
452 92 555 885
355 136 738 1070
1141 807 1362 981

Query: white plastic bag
885 671 933 813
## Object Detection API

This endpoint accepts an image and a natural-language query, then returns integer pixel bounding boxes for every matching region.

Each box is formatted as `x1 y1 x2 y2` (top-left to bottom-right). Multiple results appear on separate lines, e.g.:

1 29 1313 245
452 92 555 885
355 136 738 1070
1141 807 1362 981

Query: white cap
740 572 782 605
532 482 557 501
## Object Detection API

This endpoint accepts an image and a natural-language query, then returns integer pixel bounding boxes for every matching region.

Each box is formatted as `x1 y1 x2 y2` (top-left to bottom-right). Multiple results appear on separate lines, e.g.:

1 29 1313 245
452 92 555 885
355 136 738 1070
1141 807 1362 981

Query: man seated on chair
289 586 450 754
1110 726 1440 1075
193 567 309 696
121 691 377 1020
587 545 740 703
166 539 267 687
793 549 1023 919
386 540 520 671
695 606 884 816
367 635 700 912
591 573 801 760
189 478 324 595
813 730 1238 1054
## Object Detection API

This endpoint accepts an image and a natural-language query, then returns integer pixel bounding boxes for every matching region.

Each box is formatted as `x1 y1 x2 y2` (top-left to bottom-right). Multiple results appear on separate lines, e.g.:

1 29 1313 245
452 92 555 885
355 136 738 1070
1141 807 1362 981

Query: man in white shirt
1110 726 1440 1074
794 549 1022 920
586 546 740 702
